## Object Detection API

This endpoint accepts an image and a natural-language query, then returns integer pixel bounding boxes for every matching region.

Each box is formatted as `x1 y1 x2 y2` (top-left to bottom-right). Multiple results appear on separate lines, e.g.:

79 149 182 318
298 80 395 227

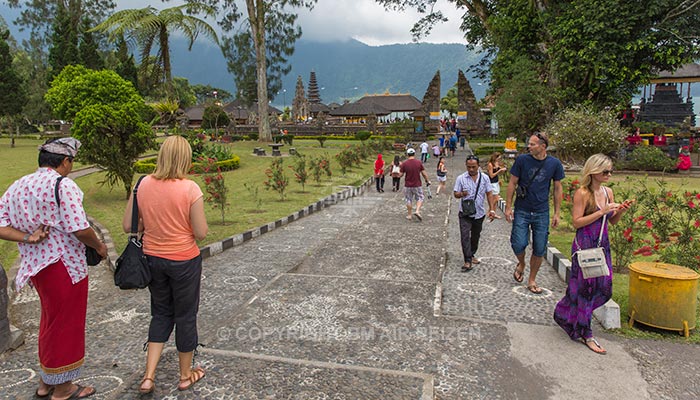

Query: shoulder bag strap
471 172 482 200
129 176 147 236
575 187 608 251
520 156 547 190
54 176 64 206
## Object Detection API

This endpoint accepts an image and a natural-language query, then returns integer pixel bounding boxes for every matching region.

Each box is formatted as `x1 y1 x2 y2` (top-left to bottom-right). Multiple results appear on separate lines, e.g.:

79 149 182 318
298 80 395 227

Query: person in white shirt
419 141 430 163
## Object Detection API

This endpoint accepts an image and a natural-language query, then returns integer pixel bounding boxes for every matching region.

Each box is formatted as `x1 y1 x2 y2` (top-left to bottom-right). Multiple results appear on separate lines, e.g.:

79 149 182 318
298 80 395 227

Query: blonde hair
488 152 501 166
580 153 612 215
152 136 192 180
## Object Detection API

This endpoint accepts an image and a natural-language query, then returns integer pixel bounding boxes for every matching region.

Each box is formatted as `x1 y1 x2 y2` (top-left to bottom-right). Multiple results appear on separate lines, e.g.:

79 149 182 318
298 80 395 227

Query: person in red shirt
400 148 431 221
677 146 692 171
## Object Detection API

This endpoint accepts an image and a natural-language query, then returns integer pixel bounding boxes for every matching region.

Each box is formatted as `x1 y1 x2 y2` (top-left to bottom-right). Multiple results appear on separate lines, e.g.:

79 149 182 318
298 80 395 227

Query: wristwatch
22 233 31 243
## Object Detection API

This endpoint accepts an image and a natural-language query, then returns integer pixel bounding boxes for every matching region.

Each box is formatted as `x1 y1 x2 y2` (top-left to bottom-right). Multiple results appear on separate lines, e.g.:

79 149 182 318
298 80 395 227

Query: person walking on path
420 141 430 163
553 154 633 354
432 143 441 158
448 134 457 157
0 138 107 400
400 148 431 221
374 154 386 192
435 156 448 195
454 155 499 271
487 152 506 201
390 155 402 192
504 132 564 294
124 136 209 394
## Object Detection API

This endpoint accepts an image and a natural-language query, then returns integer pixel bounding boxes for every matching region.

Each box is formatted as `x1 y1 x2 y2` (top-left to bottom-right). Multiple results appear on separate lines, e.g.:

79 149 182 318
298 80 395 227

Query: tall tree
181 0 317 141
47 1 80 78
6 0 115 123
0 29 28 147
7 0 115 52
78 16 104 70
91 4 219 99
375 0 700 119
113 37 138 88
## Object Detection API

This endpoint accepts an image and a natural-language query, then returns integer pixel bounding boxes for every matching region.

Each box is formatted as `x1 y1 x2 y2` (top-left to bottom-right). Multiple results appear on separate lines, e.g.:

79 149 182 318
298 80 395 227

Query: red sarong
30 260 88 384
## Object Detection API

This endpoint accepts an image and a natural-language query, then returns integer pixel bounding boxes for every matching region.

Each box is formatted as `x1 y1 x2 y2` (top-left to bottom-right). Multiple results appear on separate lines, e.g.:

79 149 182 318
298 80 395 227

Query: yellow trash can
628 262 699 337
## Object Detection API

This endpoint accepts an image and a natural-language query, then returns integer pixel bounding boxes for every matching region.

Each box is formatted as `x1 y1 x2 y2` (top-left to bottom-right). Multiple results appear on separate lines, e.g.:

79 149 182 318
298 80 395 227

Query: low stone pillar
0 263 9 352
0 262 24 353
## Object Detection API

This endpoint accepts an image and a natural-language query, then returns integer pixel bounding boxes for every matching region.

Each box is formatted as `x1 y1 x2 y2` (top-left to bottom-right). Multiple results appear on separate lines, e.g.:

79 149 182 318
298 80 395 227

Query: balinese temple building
354 93 422 122
638 63 699 127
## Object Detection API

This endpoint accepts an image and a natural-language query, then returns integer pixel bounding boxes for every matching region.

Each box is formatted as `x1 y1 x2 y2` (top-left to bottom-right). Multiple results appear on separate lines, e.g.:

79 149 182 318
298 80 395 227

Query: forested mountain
169 38 487 105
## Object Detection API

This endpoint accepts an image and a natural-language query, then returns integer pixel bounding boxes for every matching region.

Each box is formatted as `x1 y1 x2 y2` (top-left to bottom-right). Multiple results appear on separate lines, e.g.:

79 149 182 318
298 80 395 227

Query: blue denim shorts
510 209 549 257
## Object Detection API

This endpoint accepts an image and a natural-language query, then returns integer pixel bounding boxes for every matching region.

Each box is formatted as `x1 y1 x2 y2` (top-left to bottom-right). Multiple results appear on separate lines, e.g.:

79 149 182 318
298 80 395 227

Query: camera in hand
516 185 527 199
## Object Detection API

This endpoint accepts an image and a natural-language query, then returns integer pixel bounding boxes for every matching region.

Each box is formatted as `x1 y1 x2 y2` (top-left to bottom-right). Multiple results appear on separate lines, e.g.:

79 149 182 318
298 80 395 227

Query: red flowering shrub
195 157 228 224
264 158 289 200
610 180 700 270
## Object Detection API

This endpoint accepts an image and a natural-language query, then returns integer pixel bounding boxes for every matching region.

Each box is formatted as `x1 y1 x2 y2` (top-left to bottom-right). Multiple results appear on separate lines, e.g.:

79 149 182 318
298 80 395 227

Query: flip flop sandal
582 338 607 355
472 258 481 264
61 384 96 399
513 267 524 283
34 387 53 399
178 367 205 391
461 263 473 272
413 212 423 221
527 284 543 294
139 377 155 394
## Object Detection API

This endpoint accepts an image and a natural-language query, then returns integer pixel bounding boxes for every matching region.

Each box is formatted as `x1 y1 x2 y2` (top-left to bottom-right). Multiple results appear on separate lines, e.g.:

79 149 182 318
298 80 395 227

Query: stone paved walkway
2 149 700 399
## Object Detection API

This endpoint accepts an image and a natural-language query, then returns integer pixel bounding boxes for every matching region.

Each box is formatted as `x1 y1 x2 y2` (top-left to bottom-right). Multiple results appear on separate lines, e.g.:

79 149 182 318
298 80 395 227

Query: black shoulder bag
114 176 151 290
516 156 547 199
55 177 102 266
461 173 481 218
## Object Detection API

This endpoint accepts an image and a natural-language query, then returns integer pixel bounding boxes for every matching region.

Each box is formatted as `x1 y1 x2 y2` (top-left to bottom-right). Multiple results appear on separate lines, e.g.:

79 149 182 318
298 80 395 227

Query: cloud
296 0 466 45
2 0 468 46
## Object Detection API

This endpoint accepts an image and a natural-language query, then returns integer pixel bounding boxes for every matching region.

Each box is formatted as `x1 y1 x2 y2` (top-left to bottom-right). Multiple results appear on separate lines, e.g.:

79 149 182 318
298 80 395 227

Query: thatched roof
329 101 391 116
650 63 700 83
183 105 205 121
309 102 331 114
356 93 422 112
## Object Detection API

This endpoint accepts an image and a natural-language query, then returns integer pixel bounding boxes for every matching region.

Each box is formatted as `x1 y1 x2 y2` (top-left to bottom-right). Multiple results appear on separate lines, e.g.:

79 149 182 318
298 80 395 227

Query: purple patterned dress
553 210 613 340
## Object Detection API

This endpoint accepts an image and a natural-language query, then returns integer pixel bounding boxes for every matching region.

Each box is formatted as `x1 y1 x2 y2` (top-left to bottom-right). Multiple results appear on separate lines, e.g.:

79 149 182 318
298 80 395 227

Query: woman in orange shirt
122 136 208 393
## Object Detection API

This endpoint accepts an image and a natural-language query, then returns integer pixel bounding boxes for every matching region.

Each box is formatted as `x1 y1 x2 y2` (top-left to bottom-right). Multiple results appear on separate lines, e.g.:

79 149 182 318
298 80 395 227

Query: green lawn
0 137 390 269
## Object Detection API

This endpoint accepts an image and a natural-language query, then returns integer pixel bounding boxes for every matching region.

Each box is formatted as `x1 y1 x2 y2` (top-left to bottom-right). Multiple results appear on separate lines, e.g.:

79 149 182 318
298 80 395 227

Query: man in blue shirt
504 132 564 294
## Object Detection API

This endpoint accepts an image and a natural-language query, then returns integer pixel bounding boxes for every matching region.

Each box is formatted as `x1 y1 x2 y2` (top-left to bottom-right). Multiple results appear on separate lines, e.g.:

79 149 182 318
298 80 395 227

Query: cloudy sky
113 0 468 46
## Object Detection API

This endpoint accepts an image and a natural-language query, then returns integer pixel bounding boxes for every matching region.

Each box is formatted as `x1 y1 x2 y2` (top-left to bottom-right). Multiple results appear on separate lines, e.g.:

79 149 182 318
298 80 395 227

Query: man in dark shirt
400 148 431 221
504 132 564 294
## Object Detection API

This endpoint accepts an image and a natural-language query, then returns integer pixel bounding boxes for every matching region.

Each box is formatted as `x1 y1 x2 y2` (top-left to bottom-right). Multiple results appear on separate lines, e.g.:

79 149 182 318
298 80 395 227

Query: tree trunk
10 124 17 148
247 0 272 142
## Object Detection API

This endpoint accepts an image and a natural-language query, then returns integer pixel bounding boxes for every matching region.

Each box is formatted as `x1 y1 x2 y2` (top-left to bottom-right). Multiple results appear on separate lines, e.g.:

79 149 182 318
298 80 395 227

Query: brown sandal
139 377 154 394
178 367 205 391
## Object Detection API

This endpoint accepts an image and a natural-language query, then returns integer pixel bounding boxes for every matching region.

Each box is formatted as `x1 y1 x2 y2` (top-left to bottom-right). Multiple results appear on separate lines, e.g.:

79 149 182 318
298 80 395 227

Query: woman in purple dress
553 154 633 354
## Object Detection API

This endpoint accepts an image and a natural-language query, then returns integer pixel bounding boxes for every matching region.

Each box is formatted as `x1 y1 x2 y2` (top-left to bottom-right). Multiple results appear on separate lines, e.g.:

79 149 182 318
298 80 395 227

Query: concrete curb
494 199 621 329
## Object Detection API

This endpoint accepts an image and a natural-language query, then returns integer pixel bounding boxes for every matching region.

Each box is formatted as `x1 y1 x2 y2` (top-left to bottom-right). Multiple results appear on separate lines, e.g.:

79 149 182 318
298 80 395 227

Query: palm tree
92 4 218 98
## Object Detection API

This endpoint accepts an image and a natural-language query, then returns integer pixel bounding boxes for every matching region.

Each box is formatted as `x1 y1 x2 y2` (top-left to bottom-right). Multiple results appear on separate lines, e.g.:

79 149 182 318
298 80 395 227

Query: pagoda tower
307 71 322 103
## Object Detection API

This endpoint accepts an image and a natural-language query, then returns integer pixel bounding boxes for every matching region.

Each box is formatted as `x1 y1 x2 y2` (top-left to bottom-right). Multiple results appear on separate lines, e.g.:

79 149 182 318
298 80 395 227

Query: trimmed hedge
134 155 241 174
